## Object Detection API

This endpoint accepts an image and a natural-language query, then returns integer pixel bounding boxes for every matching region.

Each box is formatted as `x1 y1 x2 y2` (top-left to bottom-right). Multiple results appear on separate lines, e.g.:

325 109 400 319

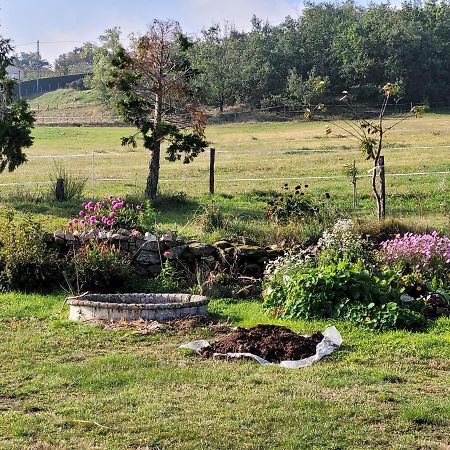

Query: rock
54 230 65 245
144 233 158 242
136 251 161 265
236 245 266 260
214 240 233 250
141 240 160 252
147 264 163 274
65 232 76 242
116 228 131 237
111 233 129 242
233 284 263 299
98 231 108 240
436 307 450 317
188 243 216 257
266 248 284 258
164 245 187 260
160 233 176 243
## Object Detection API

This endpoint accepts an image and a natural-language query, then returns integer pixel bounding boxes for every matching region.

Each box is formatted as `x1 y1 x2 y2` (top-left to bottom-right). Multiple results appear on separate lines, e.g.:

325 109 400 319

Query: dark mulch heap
200 324 324 363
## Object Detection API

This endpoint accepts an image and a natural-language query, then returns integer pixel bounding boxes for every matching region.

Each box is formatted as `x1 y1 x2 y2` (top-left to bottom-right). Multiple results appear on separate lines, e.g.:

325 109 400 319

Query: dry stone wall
52 229 284 278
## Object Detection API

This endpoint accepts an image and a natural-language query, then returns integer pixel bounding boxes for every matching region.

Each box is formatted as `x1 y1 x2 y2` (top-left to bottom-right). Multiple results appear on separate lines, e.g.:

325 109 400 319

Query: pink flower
107 219 113 226
136 204 142 210
79 211 85 216
164 251 172 258
109 212 116 218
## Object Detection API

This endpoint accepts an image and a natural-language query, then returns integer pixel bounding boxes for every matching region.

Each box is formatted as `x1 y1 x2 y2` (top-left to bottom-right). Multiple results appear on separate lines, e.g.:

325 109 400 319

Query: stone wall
52 229 284 279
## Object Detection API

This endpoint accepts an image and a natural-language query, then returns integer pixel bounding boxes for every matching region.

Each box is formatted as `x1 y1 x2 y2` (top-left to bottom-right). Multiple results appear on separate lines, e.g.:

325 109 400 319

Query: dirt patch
94 316 231 335
200 324 323 363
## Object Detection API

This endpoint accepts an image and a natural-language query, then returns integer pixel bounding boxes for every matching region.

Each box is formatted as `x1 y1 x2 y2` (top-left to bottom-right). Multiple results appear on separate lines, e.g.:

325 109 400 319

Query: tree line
12 1 450 109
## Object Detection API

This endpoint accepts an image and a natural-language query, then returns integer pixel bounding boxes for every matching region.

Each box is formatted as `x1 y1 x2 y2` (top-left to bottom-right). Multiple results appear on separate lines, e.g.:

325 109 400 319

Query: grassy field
0 113 448 238
0 293 449 450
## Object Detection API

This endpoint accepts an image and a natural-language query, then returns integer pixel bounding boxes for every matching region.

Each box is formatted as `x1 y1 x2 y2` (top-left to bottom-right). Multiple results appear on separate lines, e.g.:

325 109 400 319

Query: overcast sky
1 0 303 62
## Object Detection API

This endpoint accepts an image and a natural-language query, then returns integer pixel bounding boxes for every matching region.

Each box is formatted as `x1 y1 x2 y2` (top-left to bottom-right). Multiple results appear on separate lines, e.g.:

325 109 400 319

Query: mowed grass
0 293 449 449
0 115 448 234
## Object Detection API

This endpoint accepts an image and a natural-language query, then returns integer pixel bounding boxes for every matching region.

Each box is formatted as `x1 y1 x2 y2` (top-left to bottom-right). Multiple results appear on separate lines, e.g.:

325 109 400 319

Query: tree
84 27 123 106
14 51 51 72
109 20 208 200
54 44 94 75
191 23 239 112
325 83 427 220
0 36 35 173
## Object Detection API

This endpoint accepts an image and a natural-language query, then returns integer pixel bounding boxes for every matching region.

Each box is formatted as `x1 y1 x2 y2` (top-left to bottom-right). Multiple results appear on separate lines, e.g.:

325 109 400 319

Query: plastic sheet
179 326 342 369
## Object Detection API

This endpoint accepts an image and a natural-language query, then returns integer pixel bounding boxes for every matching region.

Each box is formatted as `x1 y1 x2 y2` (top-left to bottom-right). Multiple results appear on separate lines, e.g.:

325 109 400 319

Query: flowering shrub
317 219 373 265
379 232 450 287
67 196 156 233
263 222 431 330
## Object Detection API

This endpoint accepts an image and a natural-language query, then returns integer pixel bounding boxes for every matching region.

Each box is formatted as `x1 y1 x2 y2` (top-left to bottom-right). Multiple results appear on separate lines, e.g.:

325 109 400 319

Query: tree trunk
145 91 162 201
145 141 161 201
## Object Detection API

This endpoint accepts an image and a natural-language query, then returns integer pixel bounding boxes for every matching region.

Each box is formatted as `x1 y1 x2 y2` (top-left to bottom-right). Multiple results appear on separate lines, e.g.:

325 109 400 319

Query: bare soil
200 324 324 363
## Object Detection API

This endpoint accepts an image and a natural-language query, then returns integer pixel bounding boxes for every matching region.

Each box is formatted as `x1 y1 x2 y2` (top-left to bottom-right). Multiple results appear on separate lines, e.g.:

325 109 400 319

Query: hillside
28 89 120 125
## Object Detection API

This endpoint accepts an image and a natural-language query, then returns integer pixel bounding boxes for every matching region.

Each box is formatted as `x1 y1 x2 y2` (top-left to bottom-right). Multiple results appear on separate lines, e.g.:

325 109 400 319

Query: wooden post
55 178 65 201
209 148 216 195
379 156 386 219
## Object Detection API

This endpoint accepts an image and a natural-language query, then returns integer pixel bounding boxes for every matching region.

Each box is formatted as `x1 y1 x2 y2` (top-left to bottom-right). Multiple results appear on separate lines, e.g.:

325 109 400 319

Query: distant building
6 65 25 80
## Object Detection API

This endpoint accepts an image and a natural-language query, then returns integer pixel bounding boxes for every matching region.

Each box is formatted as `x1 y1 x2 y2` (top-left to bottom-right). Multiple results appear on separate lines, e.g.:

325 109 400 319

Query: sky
0 0 303 62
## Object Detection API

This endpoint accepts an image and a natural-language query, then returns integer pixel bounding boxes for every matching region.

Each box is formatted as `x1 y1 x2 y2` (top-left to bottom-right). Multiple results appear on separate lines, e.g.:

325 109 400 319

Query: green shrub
68 242 133 294
265 184 335 224
263 221 429 330
0 212 62 292
264 260 407 330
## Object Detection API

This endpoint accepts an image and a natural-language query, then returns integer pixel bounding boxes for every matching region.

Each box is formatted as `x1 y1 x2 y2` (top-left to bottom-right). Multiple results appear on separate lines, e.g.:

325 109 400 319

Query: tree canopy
109 20 208 200
0 36 35 173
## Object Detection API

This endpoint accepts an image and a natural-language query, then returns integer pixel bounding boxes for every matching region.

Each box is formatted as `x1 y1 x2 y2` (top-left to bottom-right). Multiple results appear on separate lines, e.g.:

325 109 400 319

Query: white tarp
180 326 342 369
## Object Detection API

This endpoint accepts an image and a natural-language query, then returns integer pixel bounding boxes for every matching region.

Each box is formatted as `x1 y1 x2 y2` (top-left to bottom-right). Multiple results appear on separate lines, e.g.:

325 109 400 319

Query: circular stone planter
67 293 209 322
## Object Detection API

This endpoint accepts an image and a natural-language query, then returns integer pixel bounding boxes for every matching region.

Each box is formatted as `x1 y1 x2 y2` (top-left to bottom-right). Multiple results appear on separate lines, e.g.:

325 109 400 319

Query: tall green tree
191 23 239 112
109 20 208 200
83 27 124 109
0 36 35 173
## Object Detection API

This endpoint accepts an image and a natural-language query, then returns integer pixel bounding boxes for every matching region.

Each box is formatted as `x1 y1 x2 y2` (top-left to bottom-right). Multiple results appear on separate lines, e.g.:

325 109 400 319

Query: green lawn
1 294 449 449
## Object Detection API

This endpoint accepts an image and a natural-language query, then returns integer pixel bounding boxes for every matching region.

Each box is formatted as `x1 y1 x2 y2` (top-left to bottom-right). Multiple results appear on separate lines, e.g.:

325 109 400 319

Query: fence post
209 148 216 195
91 152 96 192
379 155 386 219
55 178 65 201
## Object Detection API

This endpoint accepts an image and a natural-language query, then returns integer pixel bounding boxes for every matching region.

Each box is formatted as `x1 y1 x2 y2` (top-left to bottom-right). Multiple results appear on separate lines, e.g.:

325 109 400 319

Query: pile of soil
200 324 324 363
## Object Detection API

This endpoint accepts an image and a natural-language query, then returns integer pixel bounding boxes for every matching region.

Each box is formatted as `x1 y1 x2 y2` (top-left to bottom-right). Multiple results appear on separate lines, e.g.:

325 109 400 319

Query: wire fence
0 150 448 189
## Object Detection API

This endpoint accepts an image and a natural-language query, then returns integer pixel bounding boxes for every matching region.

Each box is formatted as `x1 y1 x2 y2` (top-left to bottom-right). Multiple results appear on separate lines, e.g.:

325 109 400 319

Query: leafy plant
68 242 133 293
263 259 415 330
0 212 62 292
265 183 333 224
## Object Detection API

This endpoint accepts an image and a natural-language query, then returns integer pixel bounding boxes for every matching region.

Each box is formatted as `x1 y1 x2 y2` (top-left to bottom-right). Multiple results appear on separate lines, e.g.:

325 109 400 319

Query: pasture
0 114 448 239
